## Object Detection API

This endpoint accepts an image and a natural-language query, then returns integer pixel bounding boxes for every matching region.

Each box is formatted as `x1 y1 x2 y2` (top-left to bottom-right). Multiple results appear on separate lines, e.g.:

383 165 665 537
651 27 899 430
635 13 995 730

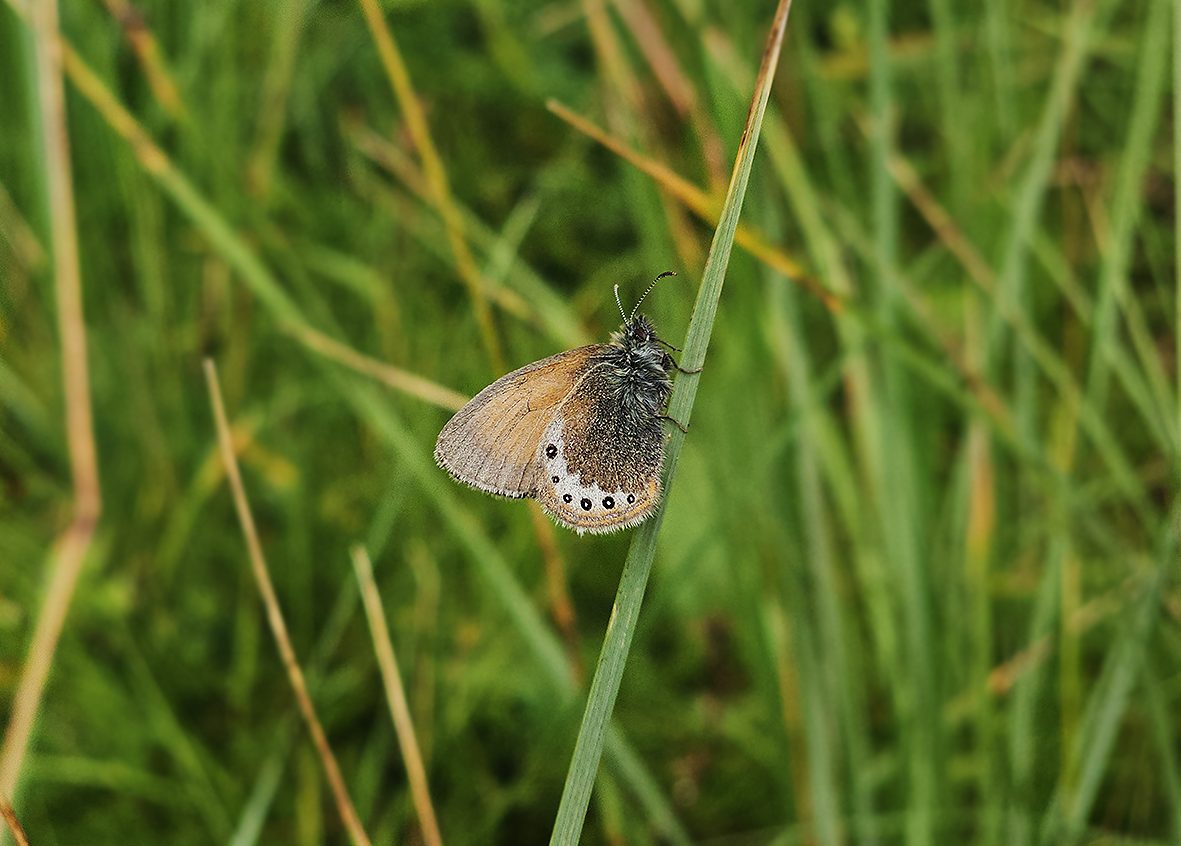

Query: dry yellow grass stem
0 797 28 846
607 0 727 188
350 546 444 846
0 0 458 421
356 0 504 372
346 125 544 327
292 323 467 412
526 504 584 682
353 3 583 643
205 360 373 846
545 98 842 311
98 0 186 119
0 0 101 805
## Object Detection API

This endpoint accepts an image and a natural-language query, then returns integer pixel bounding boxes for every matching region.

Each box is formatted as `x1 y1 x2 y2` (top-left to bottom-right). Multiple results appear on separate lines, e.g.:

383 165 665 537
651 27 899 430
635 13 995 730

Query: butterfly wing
535 366 665 534
434 346 604 498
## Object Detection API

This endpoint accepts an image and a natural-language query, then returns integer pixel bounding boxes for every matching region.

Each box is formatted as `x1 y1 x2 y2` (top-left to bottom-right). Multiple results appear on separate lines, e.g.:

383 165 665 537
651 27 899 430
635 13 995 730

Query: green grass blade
1144 657 1181 843
1043 576 1162 844
339 377 691 844
1175 0 1181 440
547 2 796 842
1084 0 1174 445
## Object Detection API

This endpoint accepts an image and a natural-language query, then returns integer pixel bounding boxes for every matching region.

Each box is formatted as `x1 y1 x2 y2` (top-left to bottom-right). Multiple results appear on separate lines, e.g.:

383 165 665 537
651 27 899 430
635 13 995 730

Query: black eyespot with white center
552 476 559 483
545 444 557 458
603 497 614 509
562 494 572 503
580 498 592 511
627 494 636 504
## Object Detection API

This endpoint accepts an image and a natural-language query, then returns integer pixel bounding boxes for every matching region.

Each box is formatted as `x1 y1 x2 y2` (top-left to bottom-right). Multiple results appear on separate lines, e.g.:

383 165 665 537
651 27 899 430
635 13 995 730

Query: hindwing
434 346 603 498
534 366 665 534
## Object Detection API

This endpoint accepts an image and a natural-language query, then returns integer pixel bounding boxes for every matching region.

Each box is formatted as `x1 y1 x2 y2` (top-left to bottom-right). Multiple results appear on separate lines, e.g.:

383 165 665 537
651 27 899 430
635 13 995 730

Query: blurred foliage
1 0 1179 844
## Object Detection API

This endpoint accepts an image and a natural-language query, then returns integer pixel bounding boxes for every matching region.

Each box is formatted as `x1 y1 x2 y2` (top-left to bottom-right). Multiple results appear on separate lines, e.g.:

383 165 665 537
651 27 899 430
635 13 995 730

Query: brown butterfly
434 272 693 534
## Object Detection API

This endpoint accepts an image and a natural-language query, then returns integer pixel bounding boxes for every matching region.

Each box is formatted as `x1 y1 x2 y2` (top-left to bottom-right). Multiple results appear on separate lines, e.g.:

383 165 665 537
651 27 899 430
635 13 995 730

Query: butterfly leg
662 352 702 375
659 415 690 434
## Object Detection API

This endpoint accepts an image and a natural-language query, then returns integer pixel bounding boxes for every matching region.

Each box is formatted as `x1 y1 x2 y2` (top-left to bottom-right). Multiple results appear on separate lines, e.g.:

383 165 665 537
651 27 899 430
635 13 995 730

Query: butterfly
434 272 694 534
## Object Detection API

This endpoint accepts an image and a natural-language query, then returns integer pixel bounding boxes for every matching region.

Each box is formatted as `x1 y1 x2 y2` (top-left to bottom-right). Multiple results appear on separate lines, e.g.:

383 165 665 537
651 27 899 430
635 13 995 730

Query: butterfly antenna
628 270 677 321
613 284 627 322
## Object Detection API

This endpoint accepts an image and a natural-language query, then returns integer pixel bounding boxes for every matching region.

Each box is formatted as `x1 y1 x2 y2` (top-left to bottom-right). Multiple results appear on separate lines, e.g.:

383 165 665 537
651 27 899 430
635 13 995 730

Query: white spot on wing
540 418 642 532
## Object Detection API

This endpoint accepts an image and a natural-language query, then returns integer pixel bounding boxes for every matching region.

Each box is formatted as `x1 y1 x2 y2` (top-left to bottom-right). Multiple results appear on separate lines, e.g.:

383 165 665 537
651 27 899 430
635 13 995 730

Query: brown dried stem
98 0 186 119
293 323 467 411
545 99 841 311
0 795 29 846
350 546 444 846
0 0 102 804
205 360 372 846
356 0 504 372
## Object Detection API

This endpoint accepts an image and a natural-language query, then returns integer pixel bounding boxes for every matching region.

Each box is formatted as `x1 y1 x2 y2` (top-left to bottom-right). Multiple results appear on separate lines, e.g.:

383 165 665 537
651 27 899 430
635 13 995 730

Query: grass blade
548 2 795 842
350 546 443 846
339 379 692 843
204 360 373 846
1175 0 1181 437
0 0 101 806
0 796 28 846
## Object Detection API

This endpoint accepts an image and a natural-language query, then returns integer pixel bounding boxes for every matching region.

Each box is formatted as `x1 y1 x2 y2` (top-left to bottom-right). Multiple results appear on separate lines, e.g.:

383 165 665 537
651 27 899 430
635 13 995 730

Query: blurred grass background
1 0 1179 843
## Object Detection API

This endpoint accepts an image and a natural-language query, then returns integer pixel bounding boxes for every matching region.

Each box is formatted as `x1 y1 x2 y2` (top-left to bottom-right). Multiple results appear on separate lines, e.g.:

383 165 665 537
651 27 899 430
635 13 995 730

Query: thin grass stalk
204 361 373 846
548 2 795 842
701 46 896 825
355 0 504 371
246 0 308 199
0 1 474 418
1079 0 1174 446
346 124 589 348
1048 575 1163 843
543 99 837 308
230 573 368 846
99 0 186 120
294 323 467 411
1144 659 1181 842
549 95 1038 462
985 0 1108 360
578 0 695 286
607 0 727 187
350 546 443 846
342 12 578 630
869 1 937 843
341 380 691 844
1175 0 1181 457
0 0 101 807
1007 553 1062 846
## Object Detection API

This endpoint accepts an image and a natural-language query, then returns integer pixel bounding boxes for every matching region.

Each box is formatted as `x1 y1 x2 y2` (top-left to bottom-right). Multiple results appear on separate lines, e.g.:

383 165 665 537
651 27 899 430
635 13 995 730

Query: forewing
434 346 603 498
536 368 665 534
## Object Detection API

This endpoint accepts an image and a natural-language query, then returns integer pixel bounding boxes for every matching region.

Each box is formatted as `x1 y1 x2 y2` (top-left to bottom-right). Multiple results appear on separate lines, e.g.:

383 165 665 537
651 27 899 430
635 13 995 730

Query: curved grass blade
548 2 796 842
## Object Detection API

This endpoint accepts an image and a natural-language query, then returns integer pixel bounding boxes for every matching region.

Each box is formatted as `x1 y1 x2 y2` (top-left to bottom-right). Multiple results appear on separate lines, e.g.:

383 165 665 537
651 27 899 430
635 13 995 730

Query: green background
1 0 1179 843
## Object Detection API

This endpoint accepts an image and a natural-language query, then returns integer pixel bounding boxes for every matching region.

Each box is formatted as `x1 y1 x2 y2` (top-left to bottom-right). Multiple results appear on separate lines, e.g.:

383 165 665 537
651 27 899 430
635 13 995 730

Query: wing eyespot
627 494 636 504
580 498 592 511
545 444 558 458
603 497 614 509
562 494 573 503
